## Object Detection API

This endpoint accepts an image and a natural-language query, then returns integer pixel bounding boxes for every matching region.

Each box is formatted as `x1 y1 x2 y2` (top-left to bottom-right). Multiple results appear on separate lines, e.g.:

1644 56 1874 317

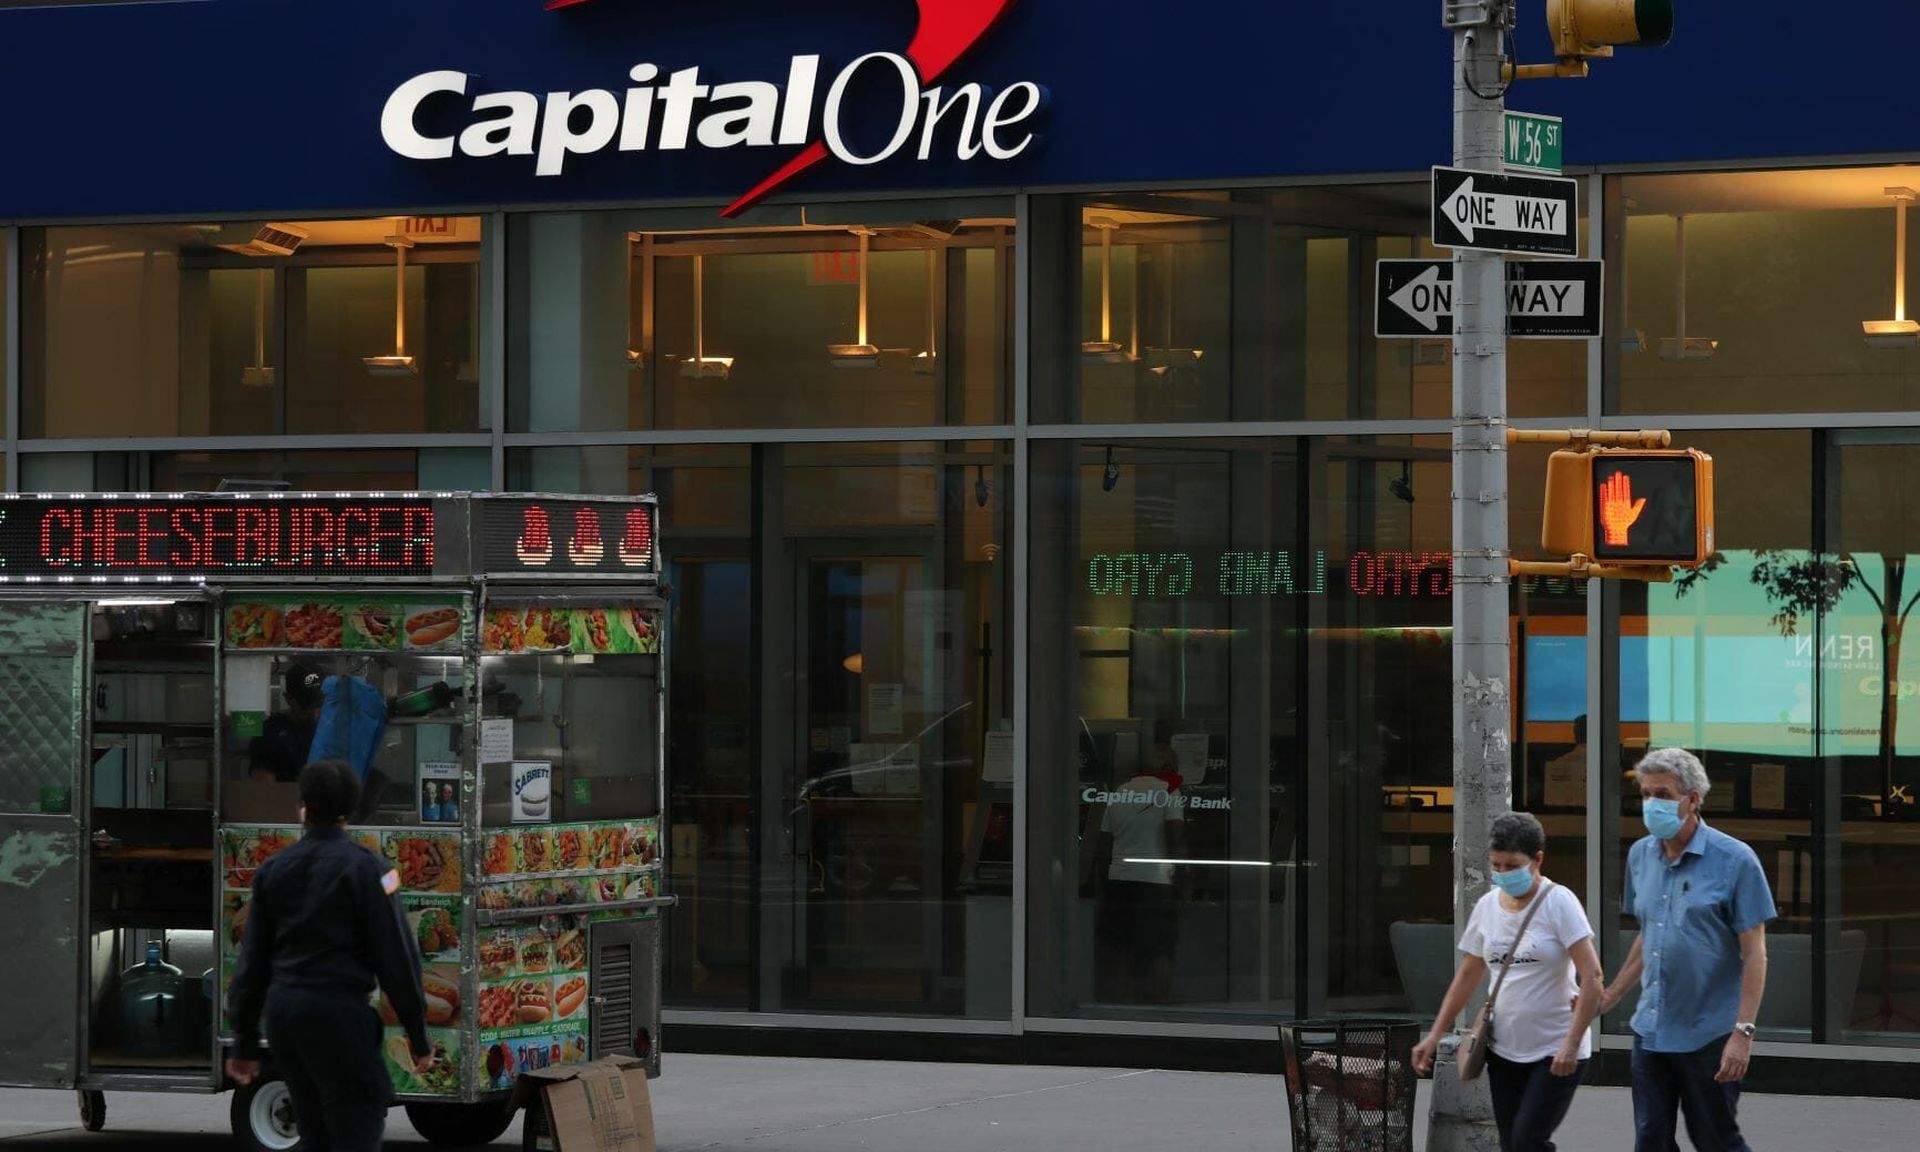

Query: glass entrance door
784 549 946 1010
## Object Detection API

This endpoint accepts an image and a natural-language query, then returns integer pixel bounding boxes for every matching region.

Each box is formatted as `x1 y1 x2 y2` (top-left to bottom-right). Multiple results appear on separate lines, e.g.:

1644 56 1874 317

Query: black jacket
227 825 429 1061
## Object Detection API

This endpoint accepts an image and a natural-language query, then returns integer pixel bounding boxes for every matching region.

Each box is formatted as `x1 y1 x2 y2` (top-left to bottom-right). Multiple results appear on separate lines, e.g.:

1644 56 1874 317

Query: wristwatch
1734 1022 1757 1039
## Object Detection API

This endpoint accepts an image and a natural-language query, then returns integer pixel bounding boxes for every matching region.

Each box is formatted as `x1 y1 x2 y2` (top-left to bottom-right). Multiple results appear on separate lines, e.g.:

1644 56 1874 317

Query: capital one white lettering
380 54 1046 177
1078 786 1233 811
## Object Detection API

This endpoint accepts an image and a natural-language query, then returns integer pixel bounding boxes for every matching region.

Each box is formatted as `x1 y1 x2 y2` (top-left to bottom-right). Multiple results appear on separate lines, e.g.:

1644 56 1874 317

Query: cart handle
477 894 677 924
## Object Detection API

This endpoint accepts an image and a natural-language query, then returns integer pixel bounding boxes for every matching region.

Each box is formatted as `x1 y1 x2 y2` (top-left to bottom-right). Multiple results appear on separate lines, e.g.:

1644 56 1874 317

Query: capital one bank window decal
381 0 1045 216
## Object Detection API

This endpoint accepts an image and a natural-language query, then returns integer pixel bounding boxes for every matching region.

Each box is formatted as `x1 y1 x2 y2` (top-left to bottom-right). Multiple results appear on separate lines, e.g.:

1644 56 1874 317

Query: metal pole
1430 3 1511 1147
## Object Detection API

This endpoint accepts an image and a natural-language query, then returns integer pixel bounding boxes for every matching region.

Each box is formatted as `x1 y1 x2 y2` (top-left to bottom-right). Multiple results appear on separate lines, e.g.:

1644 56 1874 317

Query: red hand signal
1598 471 1648 547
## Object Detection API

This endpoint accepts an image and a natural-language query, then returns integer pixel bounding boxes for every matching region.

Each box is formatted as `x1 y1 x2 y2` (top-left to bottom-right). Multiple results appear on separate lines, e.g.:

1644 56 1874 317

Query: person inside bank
1089 740 1188 1004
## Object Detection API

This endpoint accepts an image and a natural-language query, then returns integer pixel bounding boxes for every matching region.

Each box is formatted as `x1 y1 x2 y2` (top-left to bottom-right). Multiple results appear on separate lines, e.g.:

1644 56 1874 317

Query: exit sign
1504 111 1563 175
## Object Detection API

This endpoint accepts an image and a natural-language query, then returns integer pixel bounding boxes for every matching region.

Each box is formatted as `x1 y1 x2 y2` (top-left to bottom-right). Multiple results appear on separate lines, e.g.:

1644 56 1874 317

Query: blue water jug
118 941 187 1057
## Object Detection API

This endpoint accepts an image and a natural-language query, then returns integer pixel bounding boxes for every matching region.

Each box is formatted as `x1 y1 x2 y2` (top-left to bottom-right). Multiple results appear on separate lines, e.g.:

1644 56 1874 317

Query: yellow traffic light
1541 446 1714 568
1547 0 1676 60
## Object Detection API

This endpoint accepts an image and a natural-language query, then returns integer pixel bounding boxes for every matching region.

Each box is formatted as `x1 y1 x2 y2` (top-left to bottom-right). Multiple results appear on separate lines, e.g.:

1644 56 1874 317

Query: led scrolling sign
0 497 437 581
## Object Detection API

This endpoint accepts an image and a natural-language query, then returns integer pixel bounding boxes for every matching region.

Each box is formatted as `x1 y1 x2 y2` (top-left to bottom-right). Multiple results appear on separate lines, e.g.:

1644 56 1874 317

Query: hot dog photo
404 605 462 648
552 974 589 1022
380 962 461 1028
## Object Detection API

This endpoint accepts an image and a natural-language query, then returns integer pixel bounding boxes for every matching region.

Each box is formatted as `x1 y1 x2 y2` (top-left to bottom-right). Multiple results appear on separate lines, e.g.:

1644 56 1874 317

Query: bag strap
1484 879 1553 1009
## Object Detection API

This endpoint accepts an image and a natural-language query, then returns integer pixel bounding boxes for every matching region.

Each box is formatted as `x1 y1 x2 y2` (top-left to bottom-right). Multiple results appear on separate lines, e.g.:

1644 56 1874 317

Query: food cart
0 491 669 1150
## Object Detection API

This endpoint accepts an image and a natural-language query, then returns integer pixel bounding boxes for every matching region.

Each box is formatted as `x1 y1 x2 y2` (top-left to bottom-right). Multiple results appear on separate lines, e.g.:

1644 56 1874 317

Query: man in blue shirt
1603 747 1775 1152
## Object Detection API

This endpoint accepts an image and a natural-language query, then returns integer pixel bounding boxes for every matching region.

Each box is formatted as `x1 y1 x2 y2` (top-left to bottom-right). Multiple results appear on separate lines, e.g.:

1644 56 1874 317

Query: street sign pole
1433 3 1511 1149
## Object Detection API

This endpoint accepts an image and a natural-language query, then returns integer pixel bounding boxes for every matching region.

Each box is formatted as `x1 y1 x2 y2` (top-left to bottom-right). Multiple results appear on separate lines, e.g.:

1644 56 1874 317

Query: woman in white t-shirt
1411 812 1604 1152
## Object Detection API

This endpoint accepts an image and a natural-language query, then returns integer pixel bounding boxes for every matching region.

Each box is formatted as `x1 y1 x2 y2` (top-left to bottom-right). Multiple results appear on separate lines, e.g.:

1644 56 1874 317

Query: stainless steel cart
0 491 670 1150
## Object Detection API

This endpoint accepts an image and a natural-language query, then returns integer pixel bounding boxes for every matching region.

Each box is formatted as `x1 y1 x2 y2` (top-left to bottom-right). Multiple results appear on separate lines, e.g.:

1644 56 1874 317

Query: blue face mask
1490 865 1534 897
1643 797 1686 840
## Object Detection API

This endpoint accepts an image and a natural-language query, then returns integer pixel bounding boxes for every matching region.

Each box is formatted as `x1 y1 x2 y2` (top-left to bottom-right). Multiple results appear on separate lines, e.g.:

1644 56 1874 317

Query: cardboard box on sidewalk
510 1056 656 1152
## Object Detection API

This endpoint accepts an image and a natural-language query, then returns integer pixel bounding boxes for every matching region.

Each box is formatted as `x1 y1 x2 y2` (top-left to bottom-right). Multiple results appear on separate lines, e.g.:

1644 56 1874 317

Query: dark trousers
1631 1034 1751 1152
263 987 391 1152
1486 1050 1587 1152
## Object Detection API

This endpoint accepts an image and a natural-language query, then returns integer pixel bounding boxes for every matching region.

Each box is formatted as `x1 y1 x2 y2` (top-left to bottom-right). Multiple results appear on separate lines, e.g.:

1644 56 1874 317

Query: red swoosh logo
723 1 1016 216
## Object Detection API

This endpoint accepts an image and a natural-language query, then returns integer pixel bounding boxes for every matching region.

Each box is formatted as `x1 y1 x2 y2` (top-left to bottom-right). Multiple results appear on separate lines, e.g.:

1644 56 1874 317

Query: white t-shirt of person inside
1100 775 1183 885
1457 883 1594 1063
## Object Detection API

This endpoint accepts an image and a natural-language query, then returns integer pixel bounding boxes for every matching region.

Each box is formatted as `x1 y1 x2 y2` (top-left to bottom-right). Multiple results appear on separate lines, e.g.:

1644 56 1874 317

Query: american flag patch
381 869 401 895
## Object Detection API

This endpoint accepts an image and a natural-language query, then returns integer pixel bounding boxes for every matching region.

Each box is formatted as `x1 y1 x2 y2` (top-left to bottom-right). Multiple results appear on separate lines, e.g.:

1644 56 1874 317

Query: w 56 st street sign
1431 166 1578 257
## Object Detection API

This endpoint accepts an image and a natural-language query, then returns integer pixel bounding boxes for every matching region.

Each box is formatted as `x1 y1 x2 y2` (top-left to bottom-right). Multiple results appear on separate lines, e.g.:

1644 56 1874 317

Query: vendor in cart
247 663 324 784
247 662 391 824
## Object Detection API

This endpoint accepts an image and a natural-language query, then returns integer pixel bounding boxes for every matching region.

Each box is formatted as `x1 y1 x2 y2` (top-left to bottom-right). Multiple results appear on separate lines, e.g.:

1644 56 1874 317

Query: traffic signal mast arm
1511 556 1675 582
1506 428 1671 448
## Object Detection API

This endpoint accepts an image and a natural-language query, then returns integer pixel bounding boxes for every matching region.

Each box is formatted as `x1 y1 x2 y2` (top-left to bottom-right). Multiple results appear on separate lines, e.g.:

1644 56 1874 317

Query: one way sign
1431 166 1578 257
1374 259 1603 339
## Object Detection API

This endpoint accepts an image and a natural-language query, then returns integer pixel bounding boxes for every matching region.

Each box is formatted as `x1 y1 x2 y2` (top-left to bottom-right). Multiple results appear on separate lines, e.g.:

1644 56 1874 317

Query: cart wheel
77 1089 105 1132
404 1102 516 1147
231 1076 304 1152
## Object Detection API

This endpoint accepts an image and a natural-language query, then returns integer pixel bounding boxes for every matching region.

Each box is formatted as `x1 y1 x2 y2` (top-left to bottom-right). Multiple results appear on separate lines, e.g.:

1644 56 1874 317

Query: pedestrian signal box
1542 447 1714 567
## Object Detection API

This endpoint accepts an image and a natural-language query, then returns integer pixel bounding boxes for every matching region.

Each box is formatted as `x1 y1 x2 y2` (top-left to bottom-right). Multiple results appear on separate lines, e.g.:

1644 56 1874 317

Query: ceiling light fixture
913 248 939 376
1618 196 1647 353
1146 241 1204 375
1657 215 1718 361
240 267 276 387
1865 187 1920 348
628 232 651 369
363 234 418 376
1101 446 1121 493
680 252 734 379
214 222 308 258
973 464 990 508
1082 217 1134 364
827 226 880 368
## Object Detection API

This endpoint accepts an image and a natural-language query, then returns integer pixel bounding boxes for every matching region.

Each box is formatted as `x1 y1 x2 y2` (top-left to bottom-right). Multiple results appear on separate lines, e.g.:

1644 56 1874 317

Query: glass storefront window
1028 189 1587 425
1029 435 1586 1023
1819 436 1920 1043
1607 431 1816 1039
21 216 489 438
1028 436 1445 1020
1610 166 1920 415
512 441 1010 1017
507 203 1012 432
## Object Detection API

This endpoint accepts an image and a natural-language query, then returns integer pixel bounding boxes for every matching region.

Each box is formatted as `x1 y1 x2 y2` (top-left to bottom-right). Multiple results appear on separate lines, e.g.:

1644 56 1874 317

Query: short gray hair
1635 747 1711 798
1489 811 1546 857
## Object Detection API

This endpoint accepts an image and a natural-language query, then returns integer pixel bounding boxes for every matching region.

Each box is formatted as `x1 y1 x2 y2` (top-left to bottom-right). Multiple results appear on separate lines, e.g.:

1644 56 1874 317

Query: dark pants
1095 880 1177 1001
263 987 391 1152
1487 1051 1586 1152
1631 1034 1751 1152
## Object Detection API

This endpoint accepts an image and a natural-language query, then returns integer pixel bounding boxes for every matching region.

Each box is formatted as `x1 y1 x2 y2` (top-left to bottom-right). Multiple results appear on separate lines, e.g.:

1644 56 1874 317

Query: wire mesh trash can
1279 1020 1417 1152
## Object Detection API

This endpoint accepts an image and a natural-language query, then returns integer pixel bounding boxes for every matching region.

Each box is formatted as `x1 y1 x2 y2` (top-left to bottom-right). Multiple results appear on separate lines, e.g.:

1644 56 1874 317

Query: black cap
283 663 324 709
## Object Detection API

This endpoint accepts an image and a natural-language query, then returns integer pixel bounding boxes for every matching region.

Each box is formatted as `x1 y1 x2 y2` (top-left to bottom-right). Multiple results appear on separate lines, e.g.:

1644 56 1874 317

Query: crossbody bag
1457 879 1554 1082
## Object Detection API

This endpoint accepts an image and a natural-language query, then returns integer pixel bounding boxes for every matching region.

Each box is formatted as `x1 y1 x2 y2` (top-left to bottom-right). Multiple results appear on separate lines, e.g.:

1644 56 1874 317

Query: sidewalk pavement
2 1055 1913 1150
